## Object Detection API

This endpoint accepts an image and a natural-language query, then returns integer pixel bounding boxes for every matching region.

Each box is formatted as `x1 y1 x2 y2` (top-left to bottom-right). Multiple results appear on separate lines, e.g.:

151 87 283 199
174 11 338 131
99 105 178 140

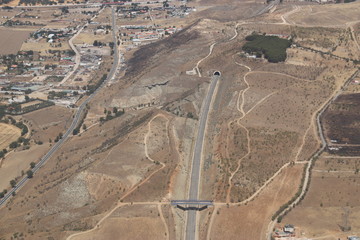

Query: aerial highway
184 1 280 239
185 73 220 240
0 7 119 208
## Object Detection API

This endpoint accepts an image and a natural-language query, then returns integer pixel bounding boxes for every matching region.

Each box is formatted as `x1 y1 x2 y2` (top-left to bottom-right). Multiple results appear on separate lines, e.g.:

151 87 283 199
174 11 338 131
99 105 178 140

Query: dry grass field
73 32 113 45
282 155 360 239
70 204 168 240
285 2 360 27
194 22 356 203
0 27 33 55
207 164 303 240
21 41 71 55
20 100 42 108
22 105 74 143
0 144 49 191
0 123 21 151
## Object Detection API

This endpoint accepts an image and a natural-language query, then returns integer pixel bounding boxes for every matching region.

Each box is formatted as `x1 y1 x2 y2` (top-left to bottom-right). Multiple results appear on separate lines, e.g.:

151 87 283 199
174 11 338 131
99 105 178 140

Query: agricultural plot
0 28 33 55
322 93 360 155
0 123 21 150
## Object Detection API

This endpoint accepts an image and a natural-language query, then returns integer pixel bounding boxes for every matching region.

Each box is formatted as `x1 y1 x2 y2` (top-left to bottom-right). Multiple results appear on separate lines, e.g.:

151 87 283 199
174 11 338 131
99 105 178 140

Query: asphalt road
184 2 280 239
185 75 220 240
252 0 280 17
0 6 119 208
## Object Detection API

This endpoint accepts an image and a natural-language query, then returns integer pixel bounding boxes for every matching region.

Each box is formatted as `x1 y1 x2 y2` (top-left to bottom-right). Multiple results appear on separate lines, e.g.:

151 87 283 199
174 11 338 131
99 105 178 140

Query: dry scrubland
207 164 303 240
71 204 168 240
285 2 360 27
198 23 356 203
0 28 33 55
0 144 49 191
283 155 360 239
196 17 358 239
292 26 360 59
0 16 225 239
0 1 359 239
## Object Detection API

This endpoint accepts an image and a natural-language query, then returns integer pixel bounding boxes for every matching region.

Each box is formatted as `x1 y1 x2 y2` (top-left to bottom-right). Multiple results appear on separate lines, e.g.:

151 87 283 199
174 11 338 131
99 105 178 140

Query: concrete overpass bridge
171 200 213 211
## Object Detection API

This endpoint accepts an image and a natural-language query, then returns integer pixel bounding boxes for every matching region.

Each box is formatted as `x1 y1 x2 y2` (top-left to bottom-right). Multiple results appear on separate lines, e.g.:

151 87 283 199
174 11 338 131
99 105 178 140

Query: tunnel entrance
213 71 221 76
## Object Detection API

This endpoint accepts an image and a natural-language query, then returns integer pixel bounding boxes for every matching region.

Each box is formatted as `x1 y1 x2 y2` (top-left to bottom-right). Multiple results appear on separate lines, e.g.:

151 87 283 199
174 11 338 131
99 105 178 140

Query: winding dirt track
225 57 317 203
66 114 170 240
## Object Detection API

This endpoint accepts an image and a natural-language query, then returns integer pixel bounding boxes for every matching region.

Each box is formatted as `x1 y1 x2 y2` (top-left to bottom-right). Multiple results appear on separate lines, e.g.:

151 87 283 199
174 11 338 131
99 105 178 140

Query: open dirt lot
0 27 33 55
0 123 21 150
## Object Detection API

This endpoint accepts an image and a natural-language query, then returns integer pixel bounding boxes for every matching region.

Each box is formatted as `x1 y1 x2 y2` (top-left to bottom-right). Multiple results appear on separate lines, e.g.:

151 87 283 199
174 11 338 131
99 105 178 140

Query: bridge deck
171 200 213 206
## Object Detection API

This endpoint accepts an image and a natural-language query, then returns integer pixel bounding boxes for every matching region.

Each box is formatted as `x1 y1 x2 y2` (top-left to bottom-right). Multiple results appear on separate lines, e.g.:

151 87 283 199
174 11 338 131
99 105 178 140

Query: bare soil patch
0 27 33 55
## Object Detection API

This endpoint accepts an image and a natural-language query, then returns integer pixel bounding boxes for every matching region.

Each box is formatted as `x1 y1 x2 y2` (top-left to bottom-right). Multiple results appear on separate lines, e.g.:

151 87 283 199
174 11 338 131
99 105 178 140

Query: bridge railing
170 200 213 206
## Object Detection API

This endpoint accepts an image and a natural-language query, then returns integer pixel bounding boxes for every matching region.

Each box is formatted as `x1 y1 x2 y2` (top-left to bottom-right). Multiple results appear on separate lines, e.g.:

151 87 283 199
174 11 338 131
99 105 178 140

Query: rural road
58 7 105 86
186 74 220 240
266 69 359 240
0 6 119 208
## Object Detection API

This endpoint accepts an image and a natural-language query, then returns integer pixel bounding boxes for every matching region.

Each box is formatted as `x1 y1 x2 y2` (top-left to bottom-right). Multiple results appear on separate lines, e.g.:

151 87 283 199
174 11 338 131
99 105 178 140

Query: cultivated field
0 123 21 150
322 92 360 156
0 27 33 55
20 41 71 54
323 93 360 144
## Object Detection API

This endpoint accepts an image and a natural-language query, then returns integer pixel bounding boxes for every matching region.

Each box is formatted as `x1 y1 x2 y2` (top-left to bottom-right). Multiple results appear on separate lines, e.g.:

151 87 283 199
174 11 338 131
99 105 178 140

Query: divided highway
185 74 220 240
0 7 119 208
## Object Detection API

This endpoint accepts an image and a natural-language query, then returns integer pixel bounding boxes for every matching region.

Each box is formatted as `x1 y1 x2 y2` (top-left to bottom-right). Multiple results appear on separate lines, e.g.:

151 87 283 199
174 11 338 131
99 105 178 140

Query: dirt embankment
125 21 200 80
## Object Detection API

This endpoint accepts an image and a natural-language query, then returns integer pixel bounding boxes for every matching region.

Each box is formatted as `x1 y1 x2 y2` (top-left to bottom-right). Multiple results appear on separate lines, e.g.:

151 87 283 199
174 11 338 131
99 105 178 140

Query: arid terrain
0 0 359 239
